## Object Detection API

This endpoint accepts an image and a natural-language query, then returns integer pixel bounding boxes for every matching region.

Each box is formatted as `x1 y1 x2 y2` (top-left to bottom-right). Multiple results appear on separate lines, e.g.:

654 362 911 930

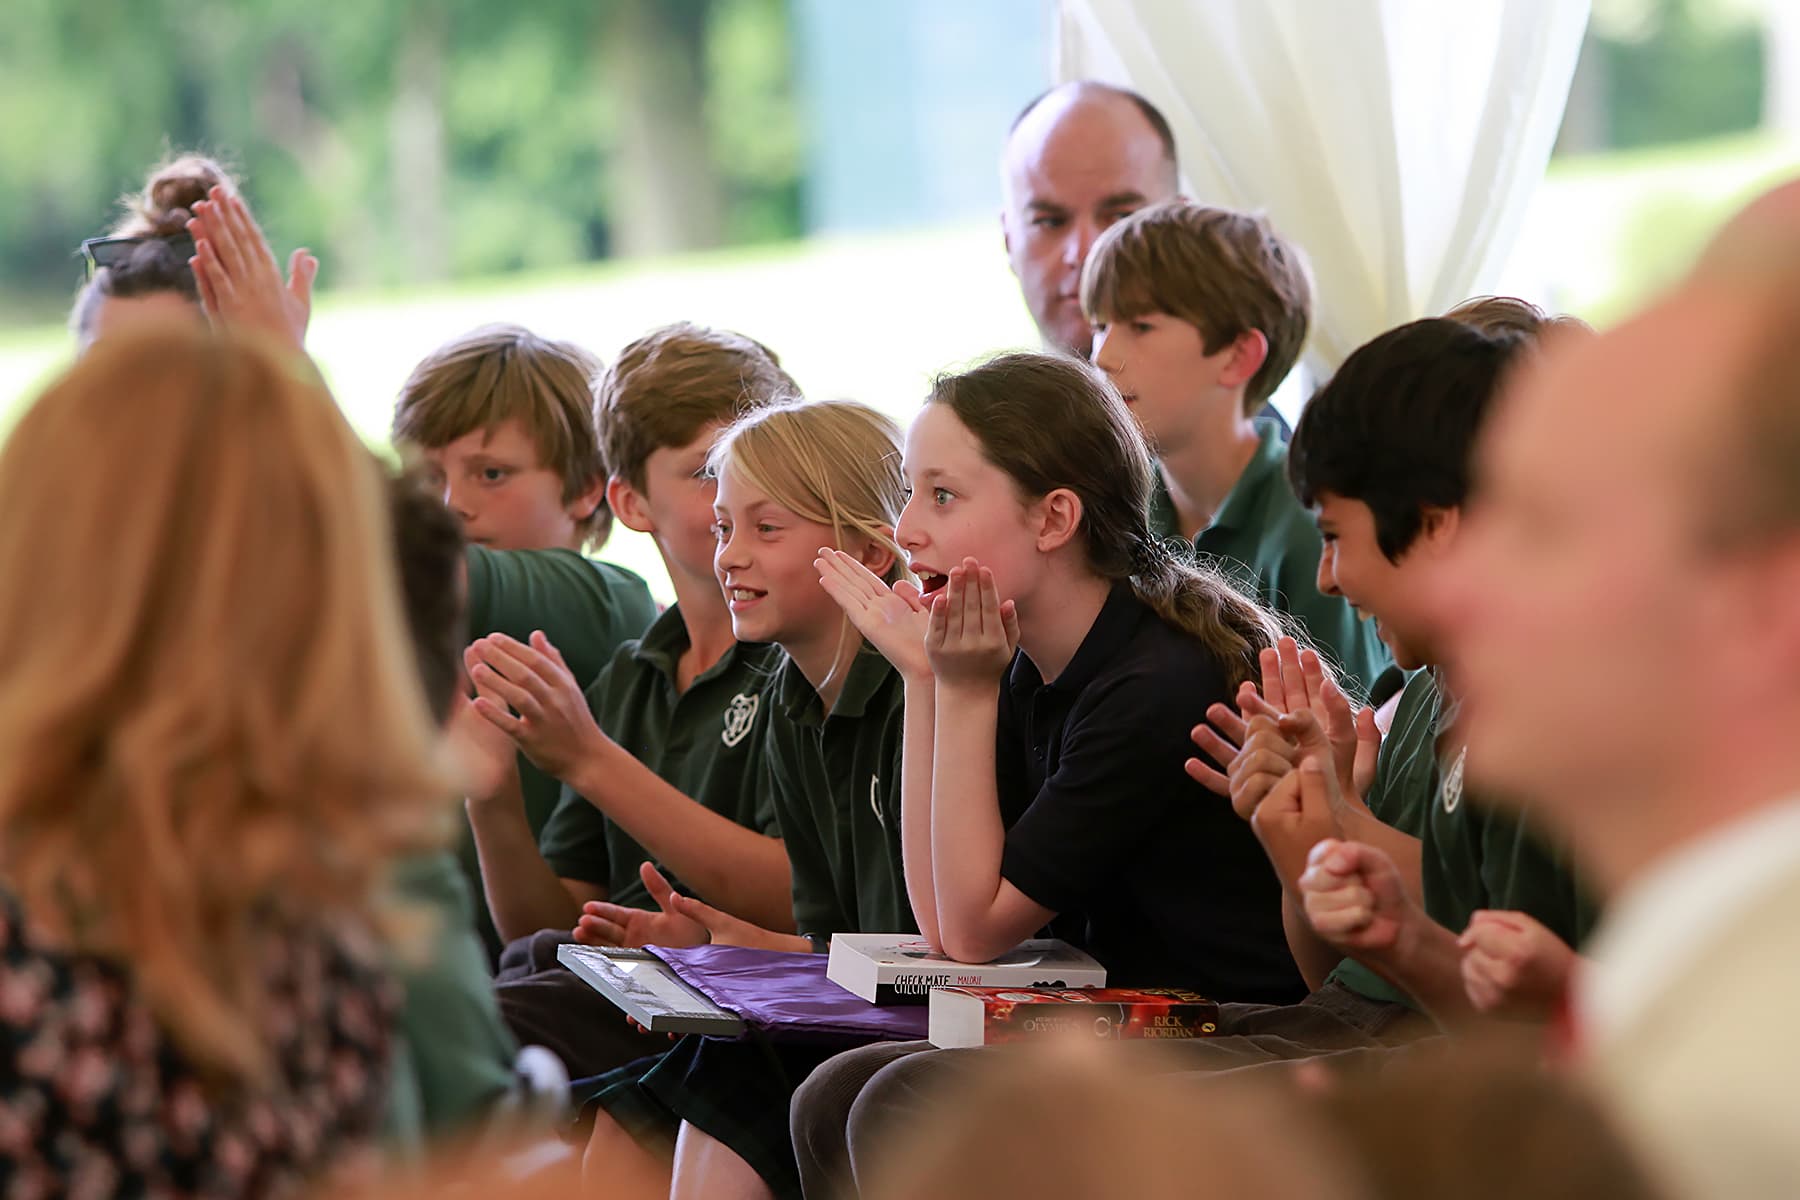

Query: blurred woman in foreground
0 324 447 1196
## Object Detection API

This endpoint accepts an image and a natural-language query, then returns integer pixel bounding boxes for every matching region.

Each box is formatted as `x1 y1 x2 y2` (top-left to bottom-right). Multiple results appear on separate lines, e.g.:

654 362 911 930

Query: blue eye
933 488 953 506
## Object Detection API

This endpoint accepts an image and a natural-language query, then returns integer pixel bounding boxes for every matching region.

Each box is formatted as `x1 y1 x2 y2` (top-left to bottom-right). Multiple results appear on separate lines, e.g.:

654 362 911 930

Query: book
826 934 1106 1005
556 944 746 1037
928 986 1220 1049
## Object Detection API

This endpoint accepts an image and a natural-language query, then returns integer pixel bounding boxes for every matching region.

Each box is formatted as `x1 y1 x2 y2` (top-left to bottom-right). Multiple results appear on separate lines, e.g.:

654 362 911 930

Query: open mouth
916 570 948 595
726 585 767 605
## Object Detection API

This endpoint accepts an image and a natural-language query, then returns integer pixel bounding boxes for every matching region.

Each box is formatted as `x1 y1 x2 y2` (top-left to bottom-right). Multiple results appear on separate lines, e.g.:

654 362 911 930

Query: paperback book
928 986 1220 1049
826 934 1106 1005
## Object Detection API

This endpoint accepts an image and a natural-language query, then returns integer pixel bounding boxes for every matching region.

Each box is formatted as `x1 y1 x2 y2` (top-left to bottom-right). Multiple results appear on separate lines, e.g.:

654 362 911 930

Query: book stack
825 934 1107 1005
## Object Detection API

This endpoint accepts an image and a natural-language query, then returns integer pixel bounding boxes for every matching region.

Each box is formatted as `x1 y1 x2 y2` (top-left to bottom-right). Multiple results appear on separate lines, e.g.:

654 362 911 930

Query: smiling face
894 402 1045 606
1313 492 1452 671
711 461 854 666
1001 90 1177 359
1090 311 1235 452
414 417 593 551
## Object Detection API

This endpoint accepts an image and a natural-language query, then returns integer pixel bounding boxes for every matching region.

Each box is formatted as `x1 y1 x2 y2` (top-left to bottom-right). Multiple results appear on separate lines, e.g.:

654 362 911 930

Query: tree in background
0 0 801 318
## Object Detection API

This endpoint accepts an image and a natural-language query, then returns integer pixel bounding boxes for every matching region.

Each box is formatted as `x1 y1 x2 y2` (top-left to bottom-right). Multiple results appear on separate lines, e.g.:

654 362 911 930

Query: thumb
639 862 678 913
287 248 316 305
1297 755 1330 812
1352 706 1381 792
1279 707 1332 757
892 578 926 612
670 893 730 935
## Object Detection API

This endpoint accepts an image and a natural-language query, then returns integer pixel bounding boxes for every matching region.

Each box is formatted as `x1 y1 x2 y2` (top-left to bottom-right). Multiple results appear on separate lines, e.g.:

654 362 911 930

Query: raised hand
1458 910 1578 1020
1298 838 1419 957
816 547 932 681
925 559 1020 690
1184 701 1250 795
186 186 315 351
465 631 609 780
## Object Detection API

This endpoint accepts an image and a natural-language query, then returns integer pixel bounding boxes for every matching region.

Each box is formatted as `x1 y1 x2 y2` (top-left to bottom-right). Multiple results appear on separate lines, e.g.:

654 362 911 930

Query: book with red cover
928 986 1220 1049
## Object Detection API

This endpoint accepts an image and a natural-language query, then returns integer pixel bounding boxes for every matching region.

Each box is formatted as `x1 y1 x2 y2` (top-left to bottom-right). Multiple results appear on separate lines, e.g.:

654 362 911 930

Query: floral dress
0 890 397 1199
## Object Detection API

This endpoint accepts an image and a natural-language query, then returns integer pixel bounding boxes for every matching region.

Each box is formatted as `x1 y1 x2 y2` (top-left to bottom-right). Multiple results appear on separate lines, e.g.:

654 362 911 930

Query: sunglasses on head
79 233 197 279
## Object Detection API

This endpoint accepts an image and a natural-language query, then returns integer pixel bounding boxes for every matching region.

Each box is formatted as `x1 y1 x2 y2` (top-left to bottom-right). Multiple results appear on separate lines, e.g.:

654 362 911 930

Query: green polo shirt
384 852 518 1142
1329 671 1596 1011
461 545 659 958
1328 668 1443 1007
763 644 912 939
1420 747 1597 954
536 605 782 909
1149 423 1390 698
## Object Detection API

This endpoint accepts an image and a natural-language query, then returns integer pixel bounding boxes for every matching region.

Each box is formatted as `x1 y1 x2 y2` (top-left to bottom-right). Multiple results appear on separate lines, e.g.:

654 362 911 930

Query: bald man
1001 82 1180 359
1428 181 1800 1199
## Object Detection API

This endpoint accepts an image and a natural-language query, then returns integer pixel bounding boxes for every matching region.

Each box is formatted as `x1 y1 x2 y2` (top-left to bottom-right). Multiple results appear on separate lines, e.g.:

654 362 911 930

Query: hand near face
925 559 1020 690
1458 910 1578 1020
816 547 932 682
186 186 315 352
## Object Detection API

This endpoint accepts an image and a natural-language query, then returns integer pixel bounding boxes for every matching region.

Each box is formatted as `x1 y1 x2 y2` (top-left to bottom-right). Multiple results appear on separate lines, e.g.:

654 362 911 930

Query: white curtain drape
1056 0 1589 378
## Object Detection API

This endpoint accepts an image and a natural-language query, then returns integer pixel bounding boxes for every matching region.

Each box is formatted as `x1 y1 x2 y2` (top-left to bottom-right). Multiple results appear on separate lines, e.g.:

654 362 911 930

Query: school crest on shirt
721 692 760 748
1441 747 1467 814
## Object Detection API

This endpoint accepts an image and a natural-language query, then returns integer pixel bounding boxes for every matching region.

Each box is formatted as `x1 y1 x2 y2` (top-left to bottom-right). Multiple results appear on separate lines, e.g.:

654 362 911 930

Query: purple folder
648 943 930 1046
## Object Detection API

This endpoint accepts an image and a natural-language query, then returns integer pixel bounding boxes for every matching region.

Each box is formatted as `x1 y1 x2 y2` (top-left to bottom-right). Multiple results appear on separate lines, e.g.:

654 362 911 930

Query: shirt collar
774 641 894 726
1577 795 1800 1047
632 604 761 688
1205 422 1286 538
1007 581 1144 699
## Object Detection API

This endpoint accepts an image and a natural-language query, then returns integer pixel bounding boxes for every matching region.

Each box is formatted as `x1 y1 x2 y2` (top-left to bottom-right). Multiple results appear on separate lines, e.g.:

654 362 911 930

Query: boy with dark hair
391 322 659 959
790 316 1592 1197
1083 201 1389 694
457 322 798 1073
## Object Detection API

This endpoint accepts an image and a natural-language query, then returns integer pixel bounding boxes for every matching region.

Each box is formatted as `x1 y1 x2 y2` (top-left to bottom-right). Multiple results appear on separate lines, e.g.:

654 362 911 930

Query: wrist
935 677 1001 705
566 733 622 805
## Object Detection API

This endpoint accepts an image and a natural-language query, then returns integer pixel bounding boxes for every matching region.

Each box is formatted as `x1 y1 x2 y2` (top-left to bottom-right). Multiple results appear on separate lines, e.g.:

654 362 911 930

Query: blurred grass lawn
3 131 1794 601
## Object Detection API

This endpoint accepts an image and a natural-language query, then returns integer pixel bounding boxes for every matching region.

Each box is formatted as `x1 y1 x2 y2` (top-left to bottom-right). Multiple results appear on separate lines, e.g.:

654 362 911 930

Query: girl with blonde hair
0 323 447 1193
566 398 915 1200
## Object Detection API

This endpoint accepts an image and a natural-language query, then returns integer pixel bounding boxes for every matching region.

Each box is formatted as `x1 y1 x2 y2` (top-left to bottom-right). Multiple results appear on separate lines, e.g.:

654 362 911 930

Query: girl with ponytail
818 351 1304 1001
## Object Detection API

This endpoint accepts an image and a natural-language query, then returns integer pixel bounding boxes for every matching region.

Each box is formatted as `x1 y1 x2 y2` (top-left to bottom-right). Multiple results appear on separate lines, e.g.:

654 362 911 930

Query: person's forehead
1495 295 1746 489
1005 96 1170 205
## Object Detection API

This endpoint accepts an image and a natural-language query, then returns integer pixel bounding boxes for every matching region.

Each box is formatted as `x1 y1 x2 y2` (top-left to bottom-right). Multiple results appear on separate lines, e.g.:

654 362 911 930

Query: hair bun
122 153 236 238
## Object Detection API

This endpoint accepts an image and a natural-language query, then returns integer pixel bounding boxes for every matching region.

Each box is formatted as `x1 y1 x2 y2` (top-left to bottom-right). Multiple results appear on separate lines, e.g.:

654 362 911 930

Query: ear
1033 488 1084 554
1416 505 1462 556
565 471 609 528
606 475 655 535
856 525 898 581
1216 329 1270 393
999 207 1016 266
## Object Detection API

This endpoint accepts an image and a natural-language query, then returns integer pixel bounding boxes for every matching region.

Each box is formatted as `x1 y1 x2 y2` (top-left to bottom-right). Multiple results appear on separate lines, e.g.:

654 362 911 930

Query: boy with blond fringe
459 323 799 1074
392 323 658 959
1082 203 1389 696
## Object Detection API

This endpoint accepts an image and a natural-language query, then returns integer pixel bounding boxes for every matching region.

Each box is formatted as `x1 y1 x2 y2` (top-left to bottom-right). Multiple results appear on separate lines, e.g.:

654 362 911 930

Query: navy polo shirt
996 583 1306 1003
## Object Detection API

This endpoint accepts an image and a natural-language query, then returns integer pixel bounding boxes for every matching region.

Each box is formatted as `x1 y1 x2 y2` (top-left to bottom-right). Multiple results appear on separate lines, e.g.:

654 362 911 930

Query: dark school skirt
581 1034 845 1200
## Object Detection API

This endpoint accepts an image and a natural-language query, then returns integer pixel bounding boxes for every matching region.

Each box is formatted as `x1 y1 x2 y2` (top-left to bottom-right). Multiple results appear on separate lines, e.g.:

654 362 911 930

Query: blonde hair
0 324 452 1086
708 399 908 581
598 322 797 492
1082 201 1312 410
930 353 1284 691
392 323 612 549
